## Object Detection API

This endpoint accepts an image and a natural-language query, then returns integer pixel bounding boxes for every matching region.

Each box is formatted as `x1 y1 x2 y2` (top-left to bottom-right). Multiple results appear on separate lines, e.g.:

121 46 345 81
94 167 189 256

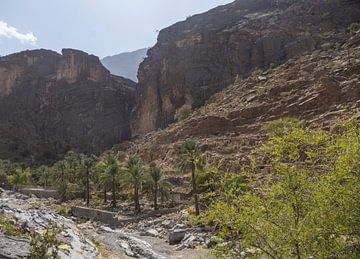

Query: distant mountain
101 48 148 82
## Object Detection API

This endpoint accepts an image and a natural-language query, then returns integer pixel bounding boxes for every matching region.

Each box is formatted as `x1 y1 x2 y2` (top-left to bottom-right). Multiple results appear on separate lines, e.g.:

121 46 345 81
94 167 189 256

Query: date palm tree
79 154 97 206
146 162 172 210
178 140 201 215
52 160 68 202
37 165 51 188
103 154 122 208
124 156 145 213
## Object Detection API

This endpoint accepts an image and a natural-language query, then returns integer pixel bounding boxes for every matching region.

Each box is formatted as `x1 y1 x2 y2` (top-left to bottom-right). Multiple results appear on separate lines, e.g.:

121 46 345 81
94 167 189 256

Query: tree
146 162 171 210
7 166 31 189
178 140 201 215
200 119 360 258
124 156 145 213
52 160 68 202
37 165 51 188
96 161 110 203
103 154 122 207
77 154 97 206
0 160 15 186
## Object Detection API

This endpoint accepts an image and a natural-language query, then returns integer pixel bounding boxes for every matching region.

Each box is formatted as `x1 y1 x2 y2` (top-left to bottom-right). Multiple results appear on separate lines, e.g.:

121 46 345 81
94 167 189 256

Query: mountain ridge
101 48 148 82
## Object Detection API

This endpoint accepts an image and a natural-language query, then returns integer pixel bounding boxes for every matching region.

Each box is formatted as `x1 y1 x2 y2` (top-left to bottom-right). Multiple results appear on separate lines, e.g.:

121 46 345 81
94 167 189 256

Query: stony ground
0 189 212 258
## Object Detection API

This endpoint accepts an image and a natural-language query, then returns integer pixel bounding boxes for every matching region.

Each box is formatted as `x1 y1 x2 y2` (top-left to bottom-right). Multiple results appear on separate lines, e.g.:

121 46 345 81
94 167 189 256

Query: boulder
168 228 187 245
0 235 31 259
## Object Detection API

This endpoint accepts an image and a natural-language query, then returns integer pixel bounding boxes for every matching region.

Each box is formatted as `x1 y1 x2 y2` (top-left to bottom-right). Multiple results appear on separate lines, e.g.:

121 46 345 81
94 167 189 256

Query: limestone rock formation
133 0 360 135
117 32 360 179
0 49 135 163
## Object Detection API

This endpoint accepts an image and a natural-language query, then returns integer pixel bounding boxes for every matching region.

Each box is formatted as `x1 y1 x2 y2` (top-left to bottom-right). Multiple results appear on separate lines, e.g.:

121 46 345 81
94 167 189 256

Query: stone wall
70 206 119 227
70 206 179 227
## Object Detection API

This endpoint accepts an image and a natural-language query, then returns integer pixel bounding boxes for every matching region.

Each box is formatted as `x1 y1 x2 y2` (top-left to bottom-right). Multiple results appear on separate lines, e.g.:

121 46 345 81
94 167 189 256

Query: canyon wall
133 0 360 135
0 49 135 163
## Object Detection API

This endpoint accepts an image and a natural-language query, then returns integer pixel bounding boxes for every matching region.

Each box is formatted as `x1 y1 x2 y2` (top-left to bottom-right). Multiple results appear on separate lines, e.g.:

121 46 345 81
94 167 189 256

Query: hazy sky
0 0 233 58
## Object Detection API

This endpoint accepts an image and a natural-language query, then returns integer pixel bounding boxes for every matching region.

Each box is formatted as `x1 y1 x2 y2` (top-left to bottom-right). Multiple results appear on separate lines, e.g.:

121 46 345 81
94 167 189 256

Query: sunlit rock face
133 0 360 135
0 49 136 164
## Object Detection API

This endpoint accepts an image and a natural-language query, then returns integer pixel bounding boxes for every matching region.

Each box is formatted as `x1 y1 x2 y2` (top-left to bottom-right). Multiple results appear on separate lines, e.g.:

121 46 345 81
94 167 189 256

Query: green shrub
348 23 360 34
201 119 360 258
28 221 61 259
174 104 192 122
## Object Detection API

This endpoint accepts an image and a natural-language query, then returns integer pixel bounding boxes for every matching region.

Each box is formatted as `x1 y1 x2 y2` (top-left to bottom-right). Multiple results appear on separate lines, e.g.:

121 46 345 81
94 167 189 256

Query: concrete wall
70 206 119 227
70 206 179 227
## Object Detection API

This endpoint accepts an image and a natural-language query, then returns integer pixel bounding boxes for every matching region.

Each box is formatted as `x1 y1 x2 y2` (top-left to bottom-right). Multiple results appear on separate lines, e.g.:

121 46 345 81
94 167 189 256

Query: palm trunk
154 182 158 210
134 185 140 213
103 187 107 203
112 175 116 208
83 188 86 202
191 164 199 216
86 170 90 206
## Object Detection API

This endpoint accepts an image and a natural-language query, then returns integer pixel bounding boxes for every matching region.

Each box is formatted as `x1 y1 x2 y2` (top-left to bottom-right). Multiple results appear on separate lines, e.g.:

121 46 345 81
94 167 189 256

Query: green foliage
0 159 17 185
7 166 32 188
174 105 192 122
37 165 51 188
124 156 145 212
145 162 172 209
101 154 123 207
348 23 360 34
0 213 27 237
201 119 360 258
28 221 61 259
262 117 303 137
179 140 201 215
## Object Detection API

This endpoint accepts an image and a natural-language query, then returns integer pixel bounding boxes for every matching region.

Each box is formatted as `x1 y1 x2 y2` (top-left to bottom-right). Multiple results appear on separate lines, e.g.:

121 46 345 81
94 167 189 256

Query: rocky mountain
101 48 148 82
133 0 360 135
116 31 360 182
0 49 135 163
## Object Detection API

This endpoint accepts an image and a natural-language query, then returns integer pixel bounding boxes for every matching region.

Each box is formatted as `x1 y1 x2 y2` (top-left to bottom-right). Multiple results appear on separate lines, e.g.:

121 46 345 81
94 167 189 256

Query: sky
0 0 233 58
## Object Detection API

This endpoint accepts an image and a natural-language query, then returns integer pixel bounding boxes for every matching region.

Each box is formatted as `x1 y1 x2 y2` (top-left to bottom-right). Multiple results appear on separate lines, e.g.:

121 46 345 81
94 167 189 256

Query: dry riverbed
0 188 212 258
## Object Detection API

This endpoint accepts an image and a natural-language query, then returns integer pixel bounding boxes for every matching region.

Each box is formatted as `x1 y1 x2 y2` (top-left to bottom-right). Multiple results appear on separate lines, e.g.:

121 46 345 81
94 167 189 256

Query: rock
0 49 135 163
146 229 160 237
118 240 135 257
181 234 197 248
0 235 31 259
168 229 187 245
161 220 174 229
132 0 360 135
257 76 267 81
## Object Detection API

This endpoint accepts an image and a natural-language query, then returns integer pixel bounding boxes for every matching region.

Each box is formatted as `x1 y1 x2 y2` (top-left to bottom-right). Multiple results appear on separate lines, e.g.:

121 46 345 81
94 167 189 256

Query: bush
348 23 360 34
28 221 61 259
200 119 360 258
174 104 192 122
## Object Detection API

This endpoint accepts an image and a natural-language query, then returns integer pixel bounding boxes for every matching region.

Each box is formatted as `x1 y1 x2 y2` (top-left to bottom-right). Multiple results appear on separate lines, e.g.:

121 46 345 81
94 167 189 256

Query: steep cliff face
0 49 135 163
133 0 360 135
117 32 360 175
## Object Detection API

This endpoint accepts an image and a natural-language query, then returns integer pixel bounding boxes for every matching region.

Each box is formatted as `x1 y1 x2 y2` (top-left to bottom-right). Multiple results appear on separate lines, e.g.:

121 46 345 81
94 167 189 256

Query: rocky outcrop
118 32 360 176
133 0 360 135
0 235 31 259
0 49 135 163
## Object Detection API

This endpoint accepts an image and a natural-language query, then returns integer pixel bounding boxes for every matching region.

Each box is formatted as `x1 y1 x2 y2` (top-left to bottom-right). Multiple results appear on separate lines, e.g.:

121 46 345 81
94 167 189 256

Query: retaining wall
70 206 179 227
70 206 119 227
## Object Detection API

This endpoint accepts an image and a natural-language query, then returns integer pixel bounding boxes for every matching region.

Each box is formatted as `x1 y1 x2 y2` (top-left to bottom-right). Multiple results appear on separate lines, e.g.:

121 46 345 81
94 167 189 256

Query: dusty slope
115 33 360 188
133 0 360 135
